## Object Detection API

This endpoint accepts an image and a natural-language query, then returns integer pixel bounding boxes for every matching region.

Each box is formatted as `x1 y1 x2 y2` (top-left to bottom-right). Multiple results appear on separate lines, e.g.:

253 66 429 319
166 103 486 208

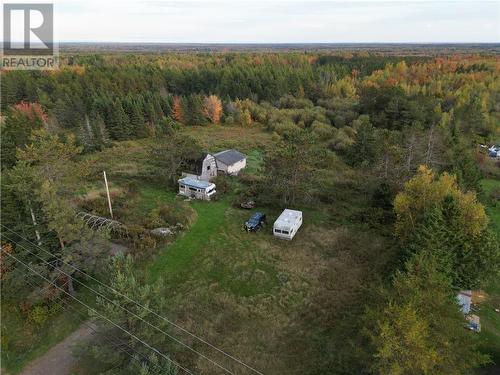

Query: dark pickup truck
244 212 266 232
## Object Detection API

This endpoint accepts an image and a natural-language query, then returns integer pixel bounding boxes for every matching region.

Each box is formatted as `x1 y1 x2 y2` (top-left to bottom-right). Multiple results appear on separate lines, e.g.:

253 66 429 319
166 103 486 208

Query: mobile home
178 177 216 200
273 209 302 240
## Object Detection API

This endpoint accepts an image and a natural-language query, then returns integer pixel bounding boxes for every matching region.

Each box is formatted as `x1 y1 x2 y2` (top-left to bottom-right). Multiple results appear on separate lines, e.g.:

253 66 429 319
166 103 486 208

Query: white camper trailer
273 209 302 240
178 177 216 200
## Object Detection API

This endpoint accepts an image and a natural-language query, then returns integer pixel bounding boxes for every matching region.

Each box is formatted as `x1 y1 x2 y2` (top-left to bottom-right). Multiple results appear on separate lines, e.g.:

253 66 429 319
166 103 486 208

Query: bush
143 200 195 229
489 188 500 206
214 174 231 195
27 305 49 326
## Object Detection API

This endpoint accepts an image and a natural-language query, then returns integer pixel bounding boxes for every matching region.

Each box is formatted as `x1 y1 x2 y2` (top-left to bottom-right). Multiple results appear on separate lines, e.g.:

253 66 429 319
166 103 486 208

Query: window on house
189 187 197 192
180 185 185 189
207 165 211 170
275 229 282 233
282 231 289 235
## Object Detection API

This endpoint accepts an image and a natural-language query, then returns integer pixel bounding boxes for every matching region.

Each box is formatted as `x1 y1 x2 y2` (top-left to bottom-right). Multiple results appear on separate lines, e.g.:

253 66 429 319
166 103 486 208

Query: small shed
178 177 216 200
273 209 302 240
213 149 246 175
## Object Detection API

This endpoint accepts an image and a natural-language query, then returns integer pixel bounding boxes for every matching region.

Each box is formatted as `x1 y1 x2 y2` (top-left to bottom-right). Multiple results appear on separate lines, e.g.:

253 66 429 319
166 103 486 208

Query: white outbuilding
178 177 216 200
213 149 246 175
273 209 302 240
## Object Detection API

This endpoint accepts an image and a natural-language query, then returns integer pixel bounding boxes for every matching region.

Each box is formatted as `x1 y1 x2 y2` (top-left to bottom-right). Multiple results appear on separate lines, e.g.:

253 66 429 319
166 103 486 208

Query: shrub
144 201 195 229
214 174 231 195
27 305 49 326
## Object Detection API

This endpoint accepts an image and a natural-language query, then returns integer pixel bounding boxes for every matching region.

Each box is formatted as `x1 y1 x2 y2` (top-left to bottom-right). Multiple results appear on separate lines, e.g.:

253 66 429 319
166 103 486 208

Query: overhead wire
1 224 264 375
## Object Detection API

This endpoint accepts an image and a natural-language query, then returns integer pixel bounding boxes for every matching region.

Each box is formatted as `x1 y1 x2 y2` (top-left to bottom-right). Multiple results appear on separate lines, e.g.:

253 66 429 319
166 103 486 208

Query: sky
5 0 500 43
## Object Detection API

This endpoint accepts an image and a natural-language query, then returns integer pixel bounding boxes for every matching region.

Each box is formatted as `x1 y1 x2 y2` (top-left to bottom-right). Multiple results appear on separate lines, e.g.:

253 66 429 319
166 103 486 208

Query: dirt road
19 322 96 375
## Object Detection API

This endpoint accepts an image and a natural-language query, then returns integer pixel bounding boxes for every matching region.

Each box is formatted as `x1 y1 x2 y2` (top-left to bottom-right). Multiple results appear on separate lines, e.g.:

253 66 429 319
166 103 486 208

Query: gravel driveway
19 322 96 375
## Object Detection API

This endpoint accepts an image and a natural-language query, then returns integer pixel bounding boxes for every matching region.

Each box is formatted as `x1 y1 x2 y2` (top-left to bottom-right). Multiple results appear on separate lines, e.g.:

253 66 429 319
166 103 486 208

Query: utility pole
103 171 113 219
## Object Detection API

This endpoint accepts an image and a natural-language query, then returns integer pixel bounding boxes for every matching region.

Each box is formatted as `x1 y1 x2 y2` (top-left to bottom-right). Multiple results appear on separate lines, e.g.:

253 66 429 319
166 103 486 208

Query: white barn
273 209 302 240
178 177 216 200
213 149 246 175
195 153 218 181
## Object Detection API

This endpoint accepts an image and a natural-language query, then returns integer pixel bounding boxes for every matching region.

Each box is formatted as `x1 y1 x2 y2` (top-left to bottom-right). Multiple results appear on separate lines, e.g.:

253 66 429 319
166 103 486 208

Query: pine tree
124 96 146 138
107 99 131 140
1 102 46 168
84 255 177 374
367 252 489 375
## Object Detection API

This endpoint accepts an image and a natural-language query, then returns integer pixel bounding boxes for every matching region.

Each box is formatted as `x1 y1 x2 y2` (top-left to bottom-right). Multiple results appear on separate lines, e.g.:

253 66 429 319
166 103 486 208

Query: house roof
190 152 212 175
178 177 214 189
214 149 245 166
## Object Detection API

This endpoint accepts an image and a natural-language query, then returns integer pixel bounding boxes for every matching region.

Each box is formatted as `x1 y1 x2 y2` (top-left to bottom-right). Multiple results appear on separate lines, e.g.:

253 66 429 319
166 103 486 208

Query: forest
1 50 499 375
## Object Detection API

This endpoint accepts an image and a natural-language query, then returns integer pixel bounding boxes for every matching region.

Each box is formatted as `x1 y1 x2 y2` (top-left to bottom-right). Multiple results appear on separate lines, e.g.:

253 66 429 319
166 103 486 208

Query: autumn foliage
12 101 48 122
0 242 13 278
172 96 183 122
394 165 487 239
202 95 223 123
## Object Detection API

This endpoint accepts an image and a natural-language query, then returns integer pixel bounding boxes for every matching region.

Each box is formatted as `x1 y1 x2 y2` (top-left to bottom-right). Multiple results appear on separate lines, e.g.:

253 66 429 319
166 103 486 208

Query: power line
49 296 169 374
1 224 264 375
3 234 235 375
0 248 194 375
22 276 171 375
21 278 144 371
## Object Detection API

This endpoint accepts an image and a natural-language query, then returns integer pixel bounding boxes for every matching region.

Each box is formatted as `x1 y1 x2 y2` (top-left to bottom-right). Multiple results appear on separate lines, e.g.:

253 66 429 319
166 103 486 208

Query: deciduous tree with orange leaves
202 94 223 123
172 96 184 123
12 101 48 122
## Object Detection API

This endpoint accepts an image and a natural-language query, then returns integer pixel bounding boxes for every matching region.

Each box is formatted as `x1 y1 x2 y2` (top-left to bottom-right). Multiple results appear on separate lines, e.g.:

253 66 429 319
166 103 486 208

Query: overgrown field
3 121 498 375
1 125 390 374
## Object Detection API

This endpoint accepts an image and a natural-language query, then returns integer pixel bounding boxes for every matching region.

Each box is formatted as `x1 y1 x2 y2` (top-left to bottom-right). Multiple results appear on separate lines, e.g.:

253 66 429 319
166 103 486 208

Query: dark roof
189 152 211 175
214 149 246 166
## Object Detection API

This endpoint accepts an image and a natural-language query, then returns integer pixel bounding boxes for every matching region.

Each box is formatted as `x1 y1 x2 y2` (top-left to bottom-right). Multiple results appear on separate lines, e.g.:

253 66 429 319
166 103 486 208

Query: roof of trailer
178 177 214 189
274 209 302 229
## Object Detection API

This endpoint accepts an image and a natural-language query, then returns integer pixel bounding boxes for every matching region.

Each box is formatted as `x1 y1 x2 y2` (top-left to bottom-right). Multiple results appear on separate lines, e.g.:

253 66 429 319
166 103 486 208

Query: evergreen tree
107 99 131 140
407 198 499 289
124 96 146 138
1 103 46 168
367 252 489 375
346 115 377 166
83 255 177 375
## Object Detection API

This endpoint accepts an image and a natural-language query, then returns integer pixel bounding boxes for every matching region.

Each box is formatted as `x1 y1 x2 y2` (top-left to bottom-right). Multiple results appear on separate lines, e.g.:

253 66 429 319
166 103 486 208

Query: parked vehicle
178 177 216 201
273 209 302 240
244 212 266 232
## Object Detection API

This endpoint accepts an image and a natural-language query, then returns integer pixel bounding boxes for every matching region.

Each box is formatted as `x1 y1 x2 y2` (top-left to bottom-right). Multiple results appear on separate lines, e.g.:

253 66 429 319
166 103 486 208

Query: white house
213 149 246 175
178 177 216 200
273 209 302 240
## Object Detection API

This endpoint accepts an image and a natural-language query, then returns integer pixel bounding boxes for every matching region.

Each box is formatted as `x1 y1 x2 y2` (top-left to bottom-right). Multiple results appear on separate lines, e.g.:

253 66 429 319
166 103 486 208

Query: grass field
8 126 496 374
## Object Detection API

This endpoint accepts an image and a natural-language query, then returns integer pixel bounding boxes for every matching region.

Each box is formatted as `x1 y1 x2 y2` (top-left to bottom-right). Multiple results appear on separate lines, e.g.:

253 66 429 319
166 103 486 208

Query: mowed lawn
147 198 227 283
145 192 283 297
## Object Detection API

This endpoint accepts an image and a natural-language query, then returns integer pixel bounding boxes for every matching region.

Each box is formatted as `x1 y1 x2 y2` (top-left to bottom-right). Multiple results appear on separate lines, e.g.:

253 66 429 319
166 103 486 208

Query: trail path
19 322 95 375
